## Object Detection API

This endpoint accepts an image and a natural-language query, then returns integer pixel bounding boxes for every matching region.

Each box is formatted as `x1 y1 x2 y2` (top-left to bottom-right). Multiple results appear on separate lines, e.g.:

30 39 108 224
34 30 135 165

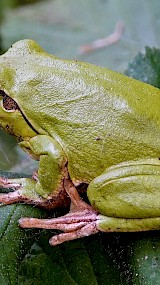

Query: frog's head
0 40 48 141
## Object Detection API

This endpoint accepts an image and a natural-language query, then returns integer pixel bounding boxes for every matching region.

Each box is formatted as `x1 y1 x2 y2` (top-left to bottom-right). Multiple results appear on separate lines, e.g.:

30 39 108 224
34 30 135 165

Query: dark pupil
0 90 20 111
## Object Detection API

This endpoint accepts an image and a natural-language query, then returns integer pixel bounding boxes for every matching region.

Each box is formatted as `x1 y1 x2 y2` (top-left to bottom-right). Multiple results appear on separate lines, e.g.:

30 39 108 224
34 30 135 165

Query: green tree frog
0 39 160 245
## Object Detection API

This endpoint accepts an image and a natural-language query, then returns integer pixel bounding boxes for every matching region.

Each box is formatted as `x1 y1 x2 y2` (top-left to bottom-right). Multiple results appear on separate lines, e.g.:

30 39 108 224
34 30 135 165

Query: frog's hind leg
19 179 99 245
87 158 160 219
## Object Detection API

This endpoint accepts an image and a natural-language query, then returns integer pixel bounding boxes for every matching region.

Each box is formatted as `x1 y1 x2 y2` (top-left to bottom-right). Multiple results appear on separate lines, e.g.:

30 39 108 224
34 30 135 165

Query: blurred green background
1 0 160 71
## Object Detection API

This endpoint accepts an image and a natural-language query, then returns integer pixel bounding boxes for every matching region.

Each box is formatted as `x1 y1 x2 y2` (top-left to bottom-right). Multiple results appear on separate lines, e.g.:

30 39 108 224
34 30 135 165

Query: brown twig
78 21 124 55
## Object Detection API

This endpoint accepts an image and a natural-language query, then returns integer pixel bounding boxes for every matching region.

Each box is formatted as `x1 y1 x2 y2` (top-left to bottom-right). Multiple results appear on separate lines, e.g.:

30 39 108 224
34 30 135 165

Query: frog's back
11 55 160 183
41 60 160 183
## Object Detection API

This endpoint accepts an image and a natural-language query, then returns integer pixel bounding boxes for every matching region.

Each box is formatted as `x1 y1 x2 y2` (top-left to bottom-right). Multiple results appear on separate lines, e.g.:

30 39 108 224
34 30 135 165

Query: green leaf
0 204 45 285
128 233 160 285
20 232 131 285
19 242 78 285
125 47 160 88
0 171 46 285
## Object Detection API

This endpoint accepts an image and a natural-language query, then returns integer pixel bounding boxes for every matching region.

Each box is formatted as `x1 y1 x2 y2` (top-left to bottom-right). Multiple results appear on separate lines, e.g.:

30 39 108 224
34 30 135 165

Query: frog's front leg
19 158 160 245
0 135 70 208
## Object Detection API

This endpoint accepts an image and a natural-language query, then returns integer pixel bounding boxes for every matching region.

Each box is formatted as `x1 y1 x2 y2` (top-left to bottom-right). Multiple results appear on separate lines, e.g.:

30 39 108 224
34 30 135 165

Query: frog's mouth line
0 90 39 135
19 108 39 135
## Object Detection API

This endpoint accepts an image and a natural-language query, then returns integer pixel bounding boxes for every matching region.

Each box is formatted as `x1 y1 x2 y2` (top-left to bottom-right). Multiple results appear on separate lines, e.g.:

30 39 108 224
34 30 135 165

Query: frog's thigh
87 158 160 219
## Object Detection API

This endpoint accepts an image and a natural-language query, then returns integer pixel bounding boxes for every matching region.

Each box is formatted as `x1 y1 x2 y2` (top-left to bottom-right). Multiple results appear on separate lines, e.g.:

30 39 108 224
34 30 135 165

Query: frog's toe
0 176 21 190
49 221 98 245
0 176 40 205
0 190 22 204
19 209 98 245
0 189 43 205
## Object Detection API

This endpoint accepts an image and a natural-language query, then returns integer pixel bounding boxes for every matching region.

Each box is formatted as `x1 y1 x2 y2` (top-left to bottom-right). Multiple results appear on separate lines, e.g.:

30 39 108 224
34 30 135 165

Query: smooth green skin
1 39 160 232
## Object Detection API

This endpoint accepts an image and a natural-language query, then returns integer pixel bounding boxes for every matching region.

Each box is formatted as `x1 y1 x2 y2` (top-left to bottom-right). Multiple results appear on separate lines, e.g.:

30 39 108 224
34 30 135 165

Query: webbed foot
19 180 99 245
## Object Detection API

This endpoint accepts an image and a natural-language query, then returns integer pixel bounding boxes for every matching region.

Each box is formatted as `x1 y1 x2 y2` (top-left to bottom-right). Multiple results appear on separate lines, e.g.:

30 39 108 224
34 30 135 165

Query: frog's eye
0 90 20 111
